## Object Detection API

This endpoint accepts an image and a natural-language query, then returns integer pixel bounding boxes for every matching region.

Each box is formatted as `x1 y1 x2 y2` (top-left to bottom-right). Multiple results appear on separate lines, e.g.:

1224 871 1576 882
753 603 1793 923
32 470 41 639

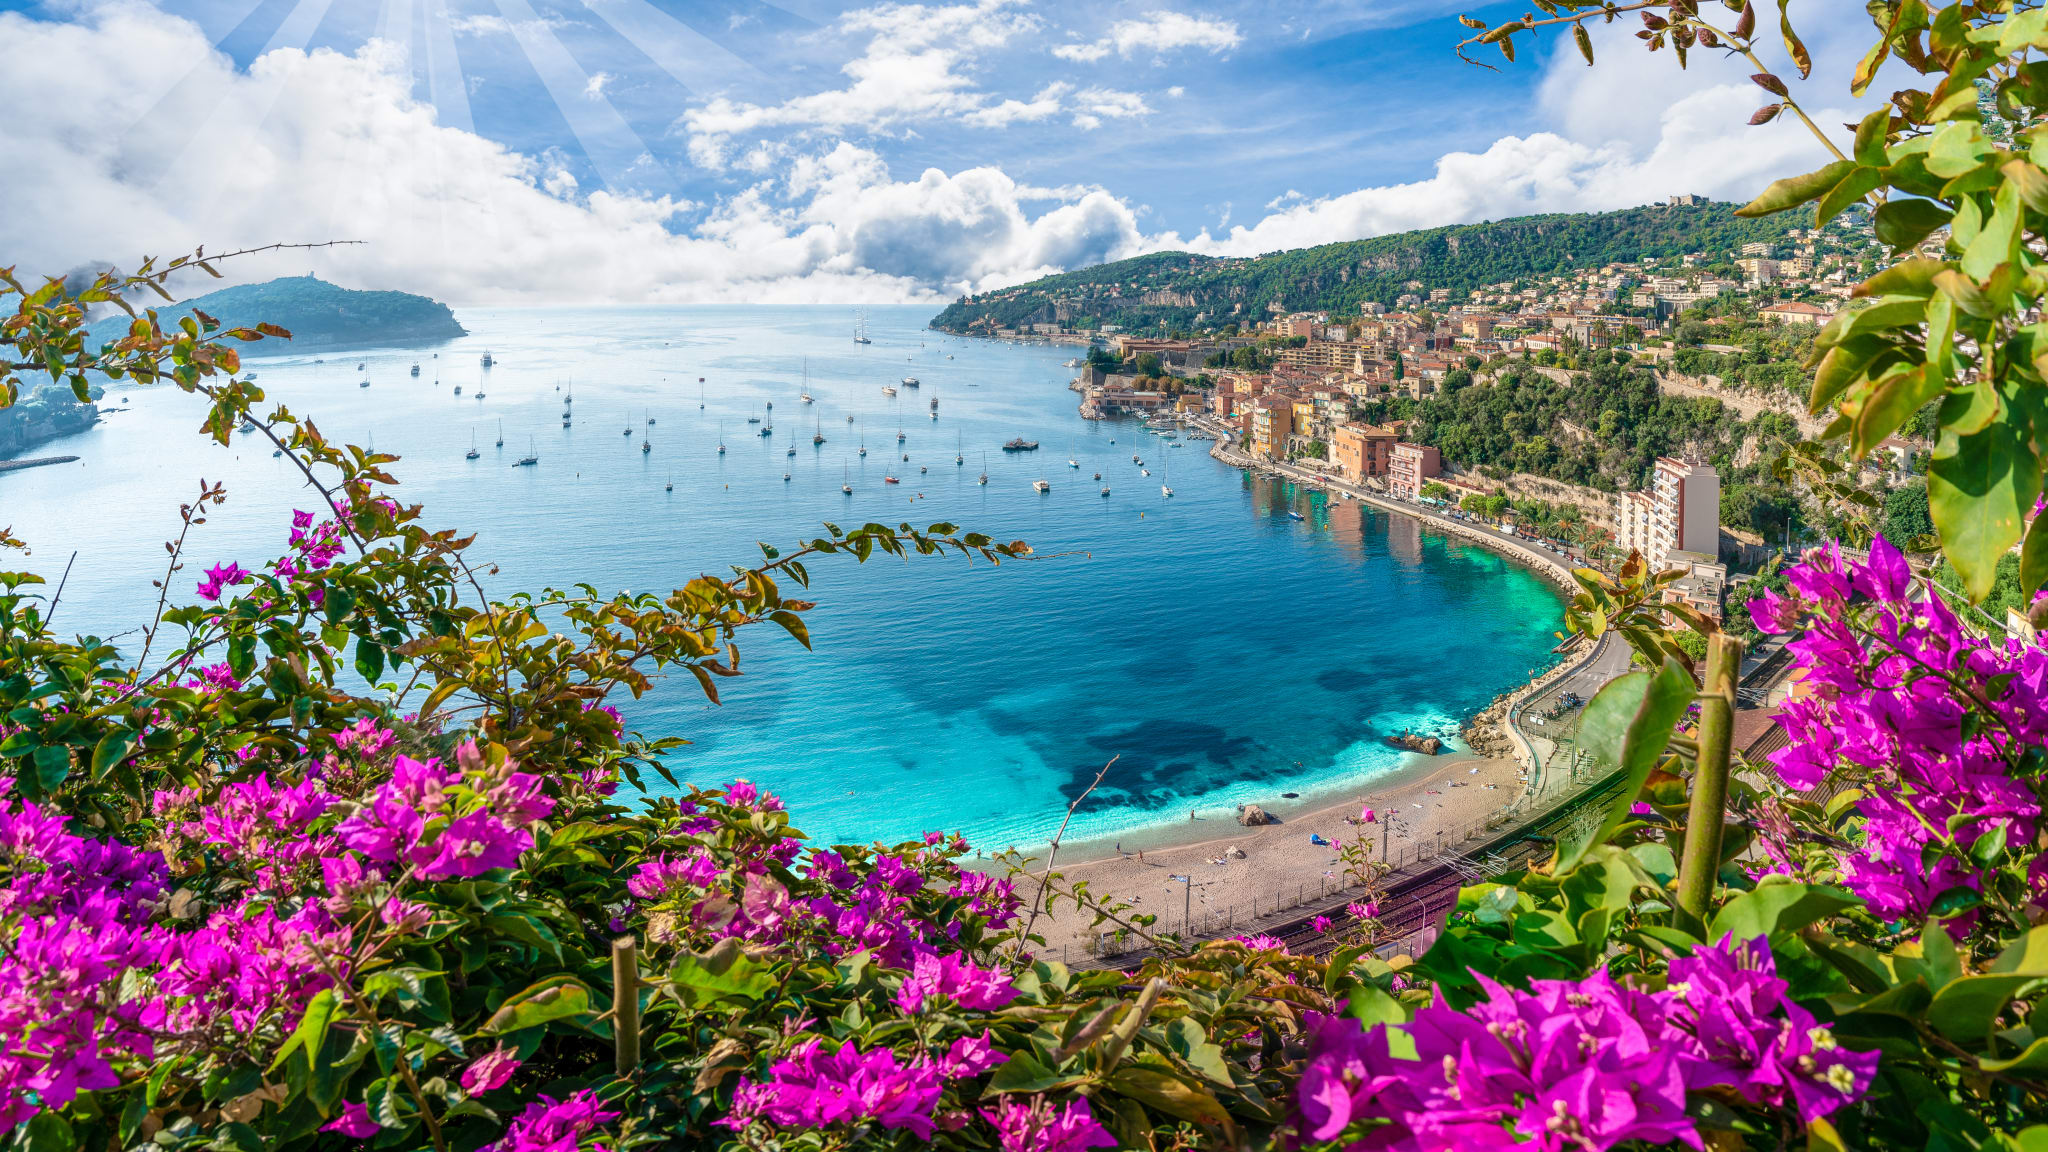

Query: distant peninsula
94 275 465 352
930 202 1801 336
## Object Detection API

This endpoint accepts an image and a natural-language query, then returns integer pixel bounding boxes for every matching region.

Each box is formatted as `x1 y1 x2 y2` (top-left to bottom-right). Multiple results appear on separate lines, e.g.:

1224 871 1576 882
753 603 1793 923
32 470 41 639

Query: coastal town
964 200 1978 638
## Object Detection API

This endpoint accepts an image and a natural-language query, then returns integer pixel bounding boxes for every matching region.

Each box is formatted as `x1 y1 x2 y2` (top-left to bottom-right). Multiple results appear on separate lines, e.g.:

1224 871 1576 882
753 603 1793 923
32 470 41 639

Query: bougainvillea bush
14 2 2048 1149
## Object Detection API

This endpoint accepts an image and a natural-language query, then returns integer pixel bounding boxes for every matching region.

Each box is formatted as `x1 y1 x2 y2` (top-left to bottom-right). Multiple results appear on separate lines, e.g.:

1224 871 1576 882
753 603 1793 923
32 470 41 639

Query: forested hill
93 275 465 351
928 203 1801 334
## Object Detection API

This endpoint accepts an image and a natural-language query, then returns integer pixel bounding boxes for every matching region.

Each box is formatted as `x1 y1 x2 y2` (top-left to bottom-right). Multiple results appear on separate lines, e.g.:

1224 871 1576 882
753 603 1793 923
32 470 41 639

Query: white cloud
1147 16 1874 259
0 0 1884 310
0 4 1145 304
1053 11 1241 62
583 71 612 100
681 0 1039 166
1068 86 1149 130
961 82 1069 129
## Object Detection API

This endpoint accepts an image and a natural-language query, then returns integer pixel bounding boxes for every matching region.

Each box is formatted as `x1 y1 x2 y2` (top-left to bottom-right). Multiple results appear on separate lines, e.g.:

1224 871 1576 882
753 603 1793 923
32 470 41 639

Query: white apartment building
1617 458 1720 563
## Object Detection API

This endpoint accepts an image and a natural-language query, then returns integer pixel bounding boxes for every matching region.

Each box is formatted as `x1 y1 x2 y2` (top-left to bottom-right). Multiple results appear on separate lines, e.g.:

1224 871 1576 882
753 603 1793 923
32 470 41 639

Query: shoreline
1043 743 1496 867
1014 751 1527 959
979 412 1585 882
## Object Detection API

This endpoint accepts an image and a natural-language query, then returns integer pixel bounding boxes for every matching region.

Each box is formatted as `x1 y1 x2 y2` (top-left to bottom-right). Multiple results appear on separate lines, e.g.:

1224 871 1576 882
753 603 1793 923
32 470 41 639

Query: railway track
1073 772 1628 970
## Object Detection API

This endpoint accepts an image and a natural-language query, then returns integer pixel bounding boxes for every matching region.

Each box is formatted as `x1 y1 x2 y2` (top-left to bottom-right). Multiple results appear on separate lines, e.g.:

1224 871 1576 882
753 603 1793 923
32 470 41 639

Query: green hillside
929 202 1803 334
94 275 465 351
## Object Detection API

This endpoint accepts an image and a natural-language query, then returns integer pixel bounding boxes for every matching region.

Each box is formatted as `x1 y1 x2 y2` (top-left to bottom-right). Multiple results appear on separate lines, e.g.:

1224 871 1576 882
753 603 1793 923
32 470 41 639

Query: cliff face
90 275 466 352
0 383 98 457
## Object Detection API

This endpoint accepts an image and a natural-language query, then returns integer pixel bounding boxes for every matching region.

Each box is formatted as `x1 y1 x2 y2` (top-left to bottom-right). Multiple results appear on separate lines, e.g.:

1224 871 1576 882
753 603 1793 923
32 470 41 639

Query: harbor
4 304 1568 852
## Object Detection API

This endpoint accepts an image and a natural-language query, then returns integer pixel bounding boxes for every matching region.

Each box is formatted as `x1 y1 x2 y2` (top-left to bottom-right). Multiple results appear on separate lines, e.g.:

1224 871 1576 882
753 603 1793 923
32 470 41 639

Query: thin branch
43 550 77 626
1017 755 1117 945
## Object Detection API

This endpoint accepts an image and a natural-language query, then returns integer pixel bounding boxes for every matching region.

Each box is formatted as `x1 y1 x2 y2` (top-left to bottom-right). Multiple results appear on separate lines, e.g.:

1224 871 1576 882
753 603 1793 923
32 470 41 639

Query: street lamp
1168 874 1193 935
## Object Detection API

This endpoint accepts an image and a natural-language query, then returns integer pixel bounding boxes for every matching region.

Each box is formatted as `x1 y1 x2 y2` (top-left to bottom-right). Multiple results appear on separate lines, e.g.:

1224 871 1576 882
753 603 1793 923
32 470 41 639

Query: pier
0 455 80 474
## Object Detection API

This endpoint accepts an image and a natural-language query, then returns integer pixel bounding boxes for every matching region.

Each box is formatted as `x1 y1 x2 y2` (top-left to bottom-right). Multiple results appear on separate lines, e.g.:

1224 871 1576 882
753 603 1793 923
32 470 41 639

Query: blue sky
0 0 1862 302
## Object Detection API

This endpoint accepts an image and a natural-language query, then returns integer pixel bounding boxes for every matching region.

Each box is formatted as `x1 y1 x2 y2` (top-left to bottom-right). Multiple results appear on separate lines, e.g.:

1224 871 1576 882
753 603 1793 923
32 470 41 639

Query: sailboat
665 470 673 492
978 452 989 486
859 420 867 457
1068 454 1079 469
955 432 963 466
929 390 938 412
410 362 420 377
760 410 774 436
699 380 705 409
714 423 724 455
1162 457 1174 498
813 415 826 445
515 437 538 466
564 383 573 405
495 420 504 448
479 350 494 368
854 309 872 345
896 427 905 443
801 358 814 404
1033 478 1051 493
882 384 897 397
842 465 852 494
466 432 480 460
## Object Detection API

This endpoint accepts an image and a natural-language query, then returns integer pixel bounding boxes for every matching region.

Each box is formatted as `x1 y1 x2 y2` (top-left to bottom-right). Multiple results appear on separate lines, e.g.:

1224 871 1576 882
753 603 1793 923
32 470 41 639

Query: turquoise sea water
1 306 1565 849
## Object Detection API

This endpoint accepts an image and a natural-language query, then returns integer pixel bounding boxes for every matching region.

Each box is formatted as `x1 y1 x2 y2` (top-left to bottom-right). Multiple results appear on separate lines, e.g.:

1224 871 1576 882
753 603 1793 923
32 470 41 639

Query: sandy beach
1007 752 1527 961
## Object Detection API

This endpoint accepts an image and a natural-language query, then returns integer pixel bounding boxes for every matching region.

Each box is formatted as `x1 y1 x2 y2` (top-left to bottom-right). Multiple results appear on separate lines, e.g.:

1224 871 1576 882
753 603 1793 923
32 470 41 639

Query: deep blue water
1 306 1565 849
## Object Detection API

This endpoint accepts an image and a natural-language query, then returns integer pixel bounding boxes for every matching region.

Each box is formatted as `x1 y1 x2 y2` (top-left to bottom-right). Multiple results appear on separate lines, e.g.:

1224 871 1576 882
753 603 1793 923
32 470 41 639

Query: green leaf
1815 166 1887 226
1854 364 1944 458
1709 881 1858 944
988 1051 1088 1094
482 978 592 1034
1994 927 2048 976
1737 161 1854 218
1555 660 1694 871
354 635 384 683
23 1112 73 1152
268 988 340 1073
1930 388 2046 602
1164 1018 1232 1087
1926 973 2044 1043
1104 1066 1232 1130
1979 1038 2048 1076
89 729 137 781
667 939 776 1009
2022 509 2048 596
1853 107 1890 167
1873 198 1954 252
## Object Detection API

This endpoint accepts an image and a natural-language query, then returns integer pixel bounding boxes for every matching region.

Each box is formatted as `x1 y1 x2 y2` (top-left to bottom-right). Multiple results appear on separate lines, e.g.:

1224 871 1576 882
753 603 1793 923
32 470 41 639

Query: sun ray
420 0 476 133
574 0 767 99
487 0 673 193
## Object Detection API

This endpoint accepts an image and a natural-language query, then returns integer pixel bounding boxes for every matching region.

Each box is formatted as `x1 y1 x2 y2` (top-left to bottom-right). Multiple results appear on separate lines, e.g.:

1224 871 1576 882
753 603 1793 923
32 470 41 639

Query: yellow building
1251 398 1293 459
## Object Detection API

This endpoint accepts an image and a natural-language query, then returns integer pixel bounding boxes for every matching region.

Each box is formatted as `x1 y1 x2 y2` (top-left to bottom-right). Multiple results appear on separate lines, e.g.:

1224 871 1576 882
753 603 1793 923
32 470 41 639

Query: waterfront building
1251 397 1293 459
1617 457 1720 563
1389 442 1442 496
1331 423 1398 481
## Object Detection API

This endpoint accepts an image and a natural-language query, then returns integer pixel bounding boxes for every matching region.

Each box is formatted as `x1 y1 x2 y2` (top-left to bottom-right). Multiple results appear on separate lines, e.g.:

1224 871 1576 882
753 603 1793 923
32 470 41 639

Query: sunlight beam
488 0 673 193
575 0 767 99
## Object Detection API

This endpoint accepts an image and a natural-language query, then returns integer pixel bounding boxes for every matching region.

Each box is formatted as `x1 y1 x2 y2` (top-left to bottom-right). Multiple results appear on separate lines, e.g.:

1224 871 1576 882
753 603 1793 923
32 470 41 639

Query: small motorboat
1032 479 1050 493
885 475 900 485
1100 487 1111 497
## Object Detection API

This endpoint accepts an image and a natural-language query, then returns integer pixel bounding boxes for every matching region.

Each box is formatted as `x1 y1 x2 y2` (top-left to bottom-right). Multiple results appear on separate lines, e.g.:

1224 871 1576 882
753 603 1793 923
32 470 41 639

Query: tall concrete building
1617 458 1719 562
